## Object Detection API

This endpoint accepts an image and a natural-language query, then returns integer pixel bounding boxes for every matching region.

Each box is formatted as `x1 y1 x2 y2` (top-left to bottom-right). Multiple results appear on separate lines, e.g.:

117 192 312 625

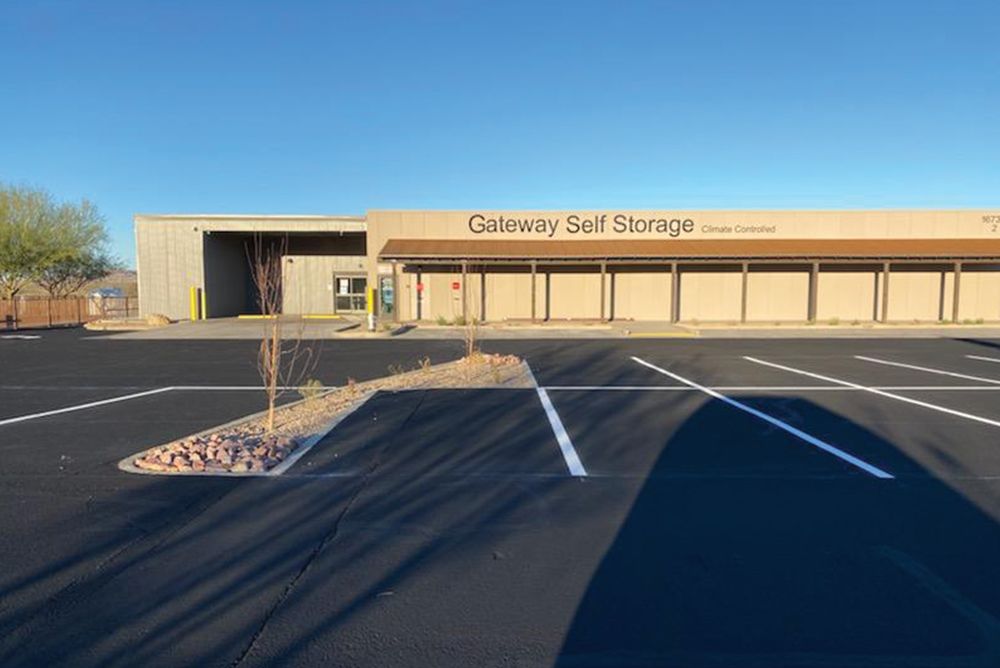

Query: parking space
544 389 867 478
6 334 1000 665
295 389 569 477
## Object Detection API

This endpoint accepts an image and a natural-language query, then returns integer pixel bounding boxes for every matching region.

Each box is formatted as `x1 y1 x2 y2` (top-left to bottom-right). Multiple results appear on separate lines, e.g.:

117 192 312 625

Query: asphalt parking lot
4 330 1000 666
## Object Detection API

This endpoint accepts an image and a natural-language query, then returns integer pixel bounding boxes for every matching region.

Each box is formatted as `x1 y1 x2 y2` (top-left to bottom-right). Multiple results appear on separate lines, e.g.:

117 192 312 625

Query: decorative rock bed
121 352 532 476
133 430 298 473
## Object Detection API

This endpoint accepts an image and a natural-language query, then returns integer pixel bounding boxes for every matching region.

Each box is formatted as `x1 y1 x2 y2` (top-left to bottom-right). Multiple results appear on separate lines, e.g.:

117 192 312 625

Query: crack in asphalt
231 390 429 667
0 483 240 662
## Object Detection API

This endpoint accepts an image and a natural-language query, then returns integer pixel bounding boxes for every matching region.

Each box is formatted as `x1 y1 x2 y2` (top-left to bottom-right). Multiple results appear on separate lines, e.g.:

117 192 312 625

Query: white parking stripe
542 385 1000 392
525 363 586 477
631 356 893 479
0 385 338 392
0 387 175 427
745 356 1000 429
854 356 1000 385
536 388 587 477
968 354 1000 364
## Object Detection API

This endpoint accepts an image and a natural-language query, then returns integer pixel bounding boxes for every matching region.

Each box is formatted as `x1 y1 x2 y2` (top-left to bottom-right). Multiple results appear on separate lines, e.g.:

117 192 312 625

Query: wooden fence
0 296 139 330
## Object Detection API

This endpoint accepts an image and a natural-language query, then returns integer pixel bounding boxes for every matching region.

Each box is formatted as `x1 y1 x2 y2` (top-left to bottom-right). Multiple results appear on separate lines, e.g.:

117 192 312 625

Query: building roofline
367 207 999 213
134 213 366 221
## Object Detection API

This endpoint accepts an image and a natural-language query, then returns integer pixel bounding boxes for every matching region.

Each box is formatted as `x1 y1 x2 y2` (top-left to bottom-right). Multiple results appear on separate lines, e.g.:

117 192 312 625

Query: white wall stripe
632 356 894 479
745 356 1000 430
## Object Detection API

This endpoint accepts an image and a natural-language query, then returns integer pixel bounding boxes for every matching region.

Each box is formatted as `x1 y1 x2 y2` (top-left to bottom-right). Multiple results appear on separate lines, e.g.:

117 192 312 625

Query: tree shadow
957 338 1000 354
555 392 1000 666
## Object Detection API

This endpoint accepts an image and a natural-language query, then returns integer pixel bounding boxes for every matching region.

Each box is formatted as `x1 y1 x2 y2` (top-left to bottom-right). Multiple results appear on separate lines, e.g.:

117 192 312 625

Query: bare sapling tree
464 307 480 359
247 234 319 432
462 264 481 379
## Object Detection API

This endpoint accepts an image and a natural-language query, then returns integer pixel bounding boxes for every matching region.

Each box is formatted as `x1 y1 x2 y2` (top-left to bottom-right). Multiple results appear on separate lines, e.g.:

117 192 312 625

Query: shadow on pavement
3 345 1000 666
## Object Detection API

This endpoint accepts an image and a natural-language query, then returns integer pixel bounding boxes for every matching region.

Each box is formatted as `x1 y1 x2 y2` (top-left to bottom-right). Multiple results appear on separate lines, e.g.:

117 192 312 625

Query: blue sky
1 0 998 266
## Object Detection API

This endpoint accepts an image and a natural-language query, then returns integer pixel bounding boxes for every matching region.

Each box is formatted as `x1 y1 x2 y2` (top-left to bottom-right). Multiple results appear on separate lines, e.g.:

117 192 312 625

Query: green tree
0 184 114 299
36 252 119 298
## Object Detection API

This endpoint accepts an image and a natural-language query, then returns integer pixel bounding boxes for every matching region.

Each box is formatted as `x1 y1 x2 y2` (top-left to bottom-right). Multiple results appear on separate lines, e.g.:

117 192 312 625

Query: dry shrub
145 313 171 326
298 378 325 403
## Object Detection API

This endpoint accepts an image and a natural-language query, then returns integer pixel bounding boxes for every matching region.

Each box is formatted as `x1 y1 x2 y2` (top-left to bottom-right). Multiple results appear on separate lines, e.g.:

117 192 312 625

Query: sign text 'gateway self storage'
468 213 695 238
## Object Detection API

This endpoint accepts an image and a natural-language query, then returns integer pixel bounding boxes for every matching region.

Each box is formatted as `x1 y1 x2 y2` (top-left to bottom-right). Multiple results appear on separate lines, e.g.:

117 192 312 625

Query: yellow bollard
200 288 207 320
189 286 199 321
366 286 376 331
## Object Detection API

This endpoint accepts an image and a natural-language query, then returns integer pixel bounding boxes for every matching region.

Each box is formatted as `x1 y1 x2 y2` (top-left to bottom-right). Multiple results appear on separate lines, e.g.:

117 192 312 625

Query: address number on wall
985 215 1000 232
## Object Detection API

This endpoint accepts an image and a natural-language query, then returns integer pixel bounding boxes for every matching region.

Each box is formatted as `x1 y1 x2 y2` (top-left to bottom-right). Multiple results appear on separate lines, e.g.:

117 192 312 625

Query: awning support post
741 262 749 323
938 270 947 322
480 265 486 322
600 261 607 322
461 261 468 323
952 261 962 323
416 268 423 321
808 261 819 322
530 261 537 322
670 262 679 323
880 262 891 323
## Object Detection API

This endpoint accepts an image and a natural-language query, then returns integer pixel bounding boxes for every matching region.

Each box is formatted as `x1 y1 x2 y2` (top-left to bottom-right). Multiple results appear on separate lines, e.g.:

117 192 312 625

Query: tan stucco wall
484 272 534 321
548 272 602 320
367 209 1000 323
366 210 998 265
816 271 878 322
746 270 809 322
137 210 1000 323
887 270 946 321
679 272 743 322
959 268 1000 321
612 271 672 320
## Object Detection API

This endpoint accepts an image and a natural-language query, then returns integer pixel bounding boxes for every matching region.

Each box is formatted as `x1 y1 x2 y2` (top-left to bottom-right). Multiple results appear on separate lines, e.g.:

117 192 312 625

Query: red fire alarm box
416 282 424 292
451 281 460 290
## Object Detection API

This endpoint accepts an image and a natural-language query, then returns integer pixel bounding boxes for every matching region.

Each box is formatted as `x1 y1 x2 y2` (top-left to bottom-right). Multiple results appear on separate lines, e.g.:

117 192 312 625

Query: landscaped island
122 353 532 476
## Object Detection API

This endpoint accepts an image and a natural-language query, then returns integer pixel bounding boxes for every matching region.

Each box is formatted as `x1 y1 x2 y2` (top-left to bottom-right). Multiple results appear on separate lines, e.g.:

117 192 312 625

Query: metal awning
378 238 1000 263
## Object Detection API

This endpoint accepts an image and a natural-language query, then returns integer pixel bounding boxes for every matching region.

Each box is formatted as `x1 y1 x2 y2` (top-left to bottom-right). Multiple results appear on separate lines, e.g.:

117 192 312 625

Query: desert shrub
145 313 171 326
297 378 325 402
435 315 448 326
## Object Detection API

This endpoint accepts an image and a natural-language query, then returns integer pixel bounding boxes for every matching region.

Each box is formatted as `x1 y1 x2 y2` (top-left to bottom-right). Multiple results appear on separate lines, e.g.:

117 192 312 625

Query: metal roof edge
134 213 366 222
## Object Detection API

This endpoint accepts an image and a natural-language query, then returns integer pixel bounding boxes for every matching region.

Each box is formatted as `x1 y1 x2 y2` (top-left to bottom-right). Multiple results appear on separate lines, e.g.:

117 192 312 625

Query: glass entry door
334 275 367 313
